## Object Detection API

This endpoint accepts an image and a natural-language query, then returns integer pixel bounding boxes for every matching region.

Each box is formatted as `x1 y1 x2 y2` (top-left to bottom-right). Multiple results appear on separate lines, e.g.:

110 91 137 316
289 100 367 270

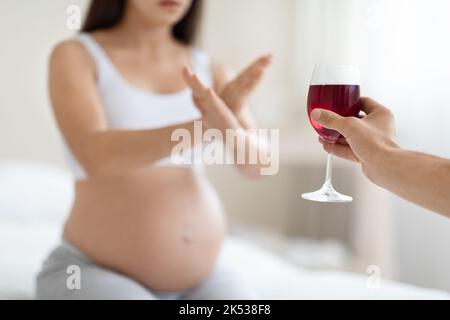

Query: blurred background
1 0 450 295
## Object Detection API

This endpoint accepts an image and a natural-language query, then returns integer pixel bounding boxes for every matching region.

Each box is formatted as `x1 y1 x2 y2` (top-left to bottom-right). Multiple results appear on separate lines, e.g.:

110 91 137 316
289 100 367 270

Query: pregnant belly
63 168 227 292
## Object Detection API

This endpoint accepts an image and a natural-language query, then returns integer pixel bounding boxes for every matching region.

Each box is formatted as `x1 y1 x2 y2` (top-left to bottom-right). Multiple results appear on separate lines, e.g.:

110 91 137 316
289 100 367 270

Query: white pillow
0 161 74 225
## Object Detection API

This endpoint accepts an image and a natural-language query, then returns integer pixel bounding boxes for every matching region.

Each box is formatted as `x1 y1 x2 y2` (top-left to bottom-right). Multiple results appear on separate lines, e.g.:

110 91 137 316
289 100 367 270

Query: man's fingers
311 109 361 138
320 141 360 163
311 109 344 132
319 136 349 146
359 97 392 116
359 97 378 114
337 136 349 145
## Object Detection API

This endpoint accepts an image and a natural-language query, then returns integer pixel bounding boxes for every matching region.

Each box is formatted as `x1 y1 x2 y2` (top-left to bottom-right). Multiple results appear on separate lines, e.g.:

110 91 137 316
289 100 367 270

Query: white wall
200 0 298 127
0 0 89 166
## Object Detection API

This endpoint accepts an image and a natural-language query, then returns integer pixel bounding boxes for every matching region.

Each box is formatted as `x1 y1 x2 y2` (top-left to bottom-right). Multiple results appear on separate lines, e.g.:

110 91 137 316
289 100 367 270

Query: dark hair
81 0 202 45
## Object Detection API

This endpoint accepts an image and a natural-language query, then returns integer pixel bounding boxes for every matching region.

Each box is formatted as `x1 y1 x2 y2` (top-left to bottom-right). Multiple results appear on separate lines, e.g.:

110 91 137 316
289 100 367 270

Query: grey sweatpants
35 240 256 300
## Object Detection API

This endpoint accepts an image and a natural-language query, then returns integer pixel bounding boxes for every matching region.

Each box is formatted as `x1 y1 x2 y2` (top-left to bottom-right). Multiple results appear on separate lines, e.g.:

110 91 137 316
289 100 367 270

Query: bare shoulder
50 39 94 73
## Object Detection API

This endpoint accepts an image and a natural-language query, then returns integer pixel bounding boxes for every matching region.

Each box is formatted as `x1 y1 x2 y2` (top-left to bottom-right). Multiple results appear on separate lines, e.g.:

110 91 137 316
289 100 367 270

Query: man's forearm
371 148 450 217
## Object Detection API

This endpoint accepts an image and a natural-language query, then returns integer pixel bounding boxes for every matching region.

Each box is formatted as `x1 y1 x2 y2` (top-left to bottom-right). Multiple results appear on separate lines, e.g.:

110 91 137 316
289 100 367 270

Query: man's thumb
311 109 348 134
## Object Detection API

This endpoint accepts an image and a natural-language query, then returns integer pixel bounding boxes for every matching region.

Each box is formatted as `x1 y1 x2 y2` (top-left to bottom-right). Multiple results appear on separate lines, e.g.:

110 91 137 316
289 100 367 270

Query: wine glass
302 64 361 203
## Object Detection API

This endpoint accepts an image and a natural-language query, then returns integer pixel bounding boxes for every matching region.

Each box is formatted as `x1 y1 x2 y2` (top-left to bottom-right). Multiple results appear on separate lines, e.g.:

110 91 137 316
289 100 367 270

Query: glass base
302 182 353 203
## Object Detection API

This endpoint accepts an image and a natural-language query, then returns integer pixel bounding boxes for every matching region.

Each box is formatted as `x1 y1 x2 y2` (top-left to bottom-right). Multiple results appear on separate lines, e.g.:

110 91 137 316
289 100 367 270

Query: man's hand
312 97 450 218
311 97 399 183
219 54 272 116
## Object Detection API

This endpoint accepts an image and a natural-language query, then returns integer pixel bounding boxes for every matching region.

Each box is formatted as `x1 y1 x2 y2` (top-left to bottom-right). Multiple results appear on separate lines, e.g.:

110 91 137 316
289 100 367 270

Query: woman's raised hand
219 54 272 116
182 66 241 134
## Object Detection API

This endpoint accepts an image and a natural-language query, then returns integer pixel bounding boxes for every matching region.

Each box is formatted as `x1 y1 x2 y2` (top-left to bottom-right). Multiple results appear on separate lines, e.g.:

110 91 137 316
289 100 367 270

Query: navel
182 233 193 245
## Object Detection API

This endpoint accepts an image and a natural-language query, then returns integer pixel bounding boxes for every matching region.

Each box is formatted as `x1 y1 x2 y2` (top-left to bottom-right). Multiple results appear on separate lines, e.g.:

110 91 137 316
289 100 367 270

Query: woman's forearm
227 129 272 179
76 122 197 178
236 108 258 129
372 148 450 217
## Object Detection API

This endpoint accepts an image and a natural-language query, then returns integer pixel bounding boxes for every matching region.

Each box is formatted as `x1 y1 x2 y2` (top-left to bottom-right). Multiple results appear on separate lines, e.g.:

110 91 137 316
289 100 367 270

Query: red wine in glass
302 64 361 203
308 84 361 143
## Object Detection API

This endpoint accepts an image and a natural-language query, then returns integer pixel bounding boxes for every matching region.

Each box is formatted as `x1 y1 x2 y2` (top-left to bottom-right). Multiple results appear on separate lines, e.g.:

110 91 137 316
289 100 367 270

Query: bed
0 161 448 300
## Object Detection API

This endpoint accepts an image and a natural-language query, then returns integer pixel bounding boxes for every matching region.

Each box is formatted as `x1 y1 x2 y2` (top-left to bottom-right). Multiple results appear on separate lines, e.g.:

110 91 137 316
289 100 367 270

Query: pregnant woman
36 0 272 300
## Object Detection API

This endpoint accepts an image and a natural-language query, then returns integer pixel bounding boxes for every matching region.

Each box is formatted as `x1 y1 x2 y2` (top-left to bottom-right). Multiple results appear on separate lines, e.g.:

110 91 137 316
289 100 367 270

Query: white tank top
64 33 213 180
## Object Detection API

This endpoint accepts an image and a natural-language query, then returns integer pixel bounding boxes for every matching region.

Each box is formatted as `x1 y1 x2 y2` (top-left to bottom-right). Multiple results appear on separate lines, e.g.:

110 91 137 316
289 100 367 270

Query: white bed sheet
0 223 448 300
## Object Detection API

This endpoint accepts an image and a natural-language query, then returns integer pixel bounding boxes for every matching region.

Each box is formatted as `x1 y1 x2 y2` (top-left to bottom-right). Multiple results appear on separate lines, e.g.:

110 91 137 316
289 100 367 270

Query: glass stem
324 145 334 186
